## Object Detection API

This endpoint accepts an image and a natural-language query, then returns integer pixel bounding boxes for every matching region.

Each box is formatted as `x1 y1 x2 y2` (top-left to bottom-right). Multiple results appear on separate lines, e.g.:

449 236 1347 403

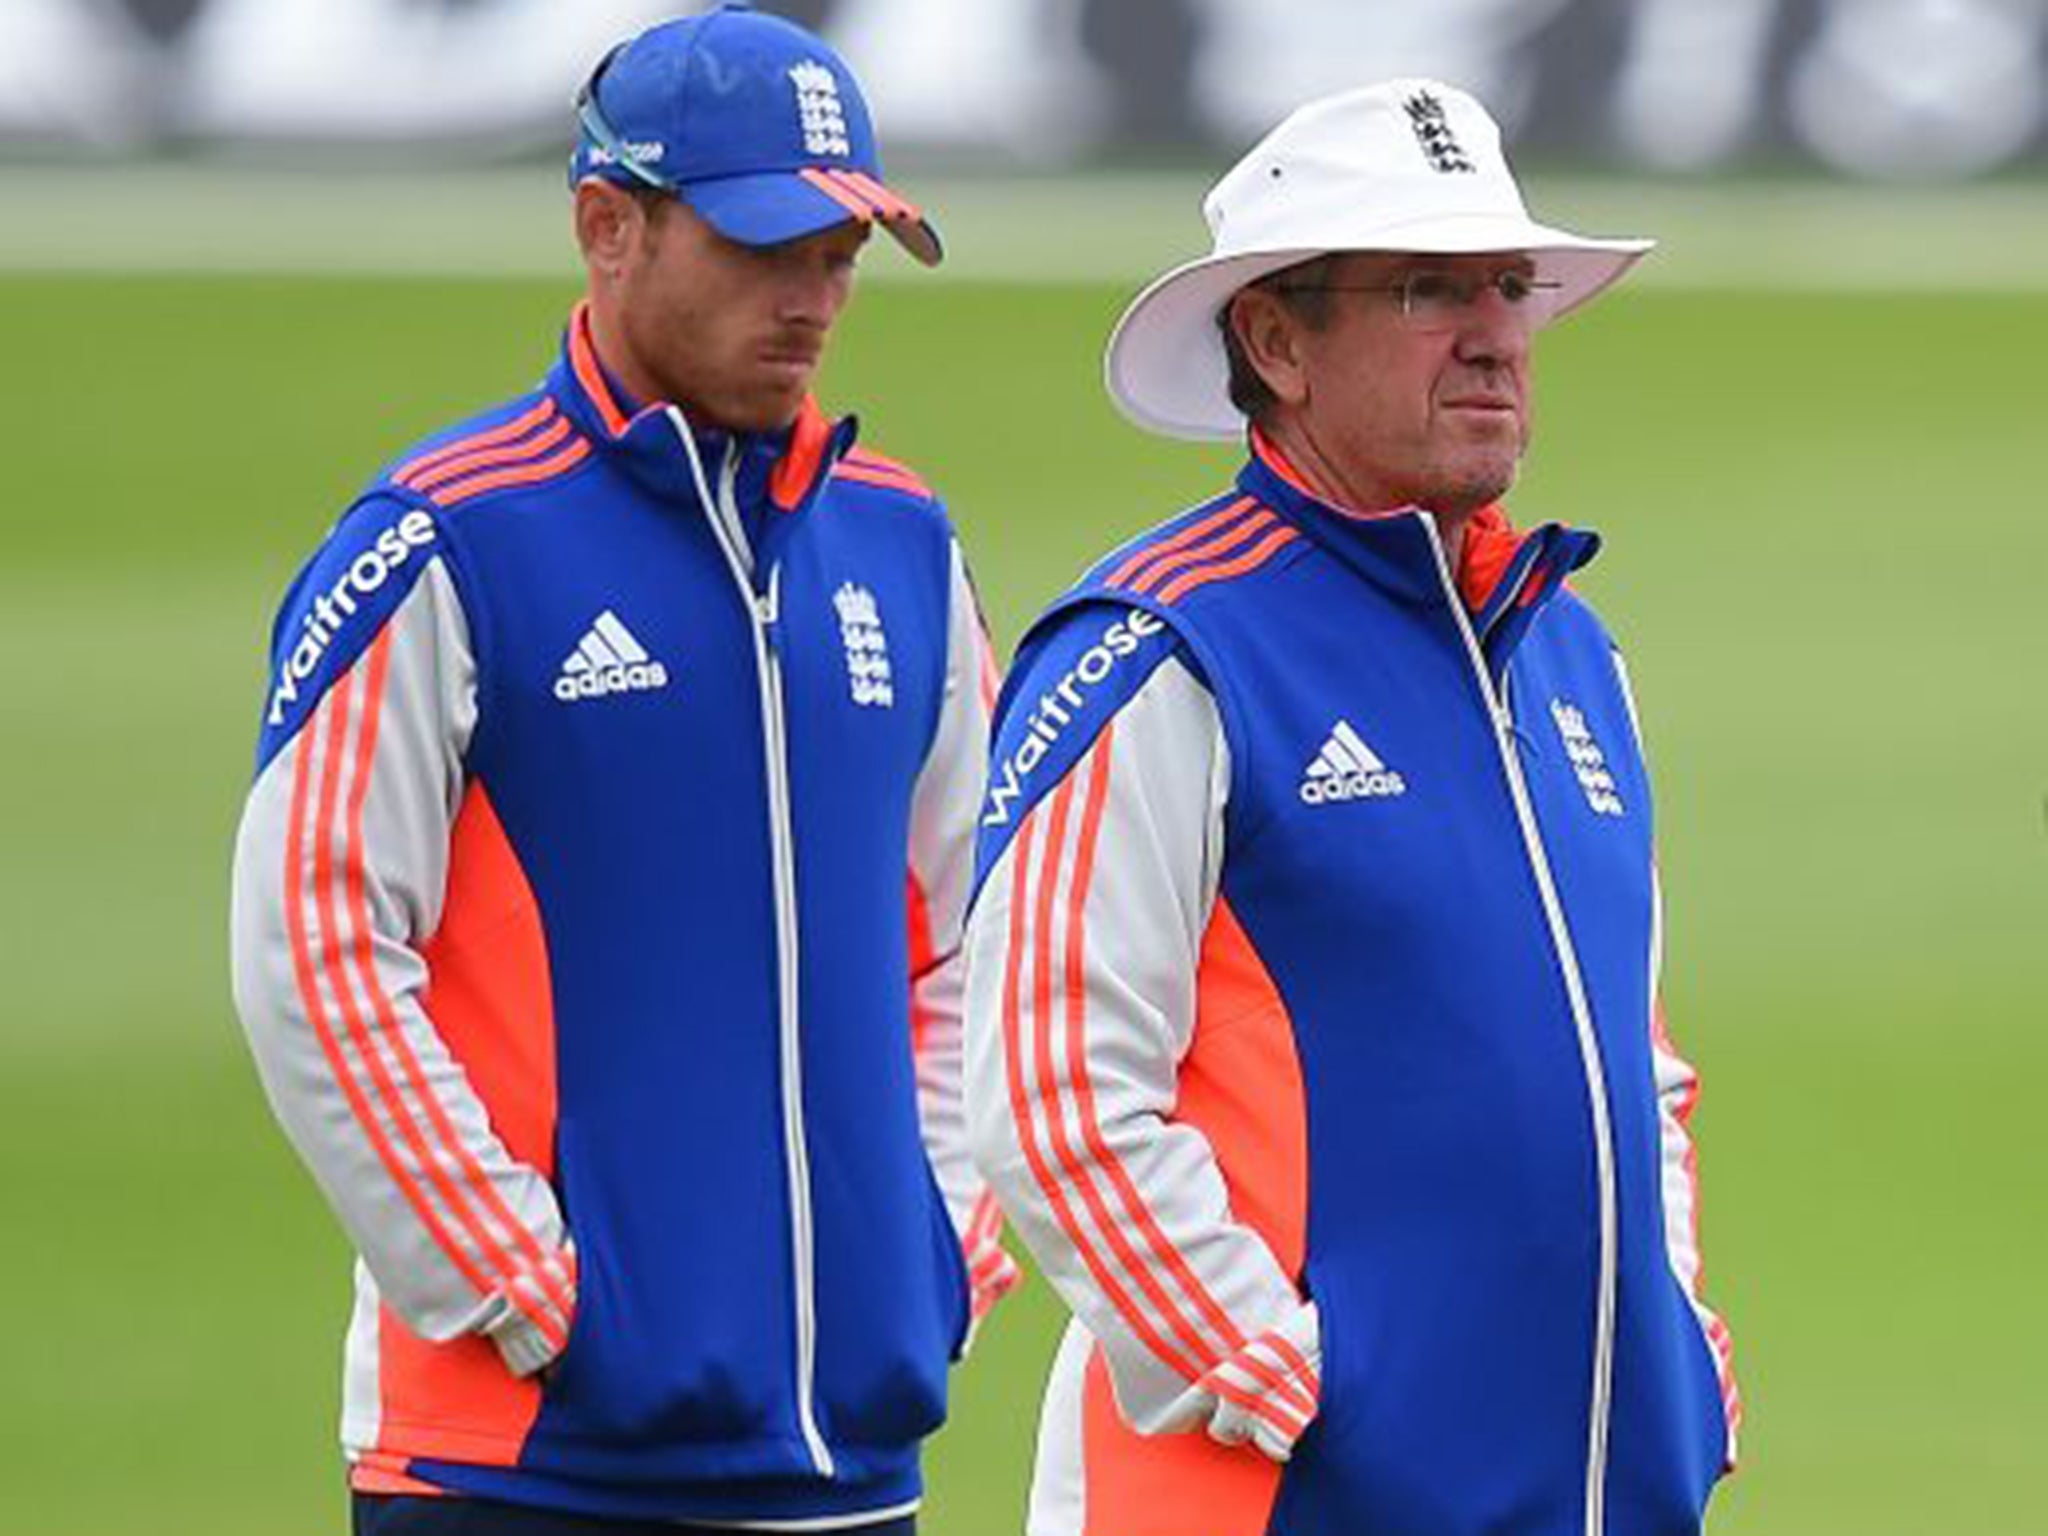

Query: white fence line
2 165 2044 289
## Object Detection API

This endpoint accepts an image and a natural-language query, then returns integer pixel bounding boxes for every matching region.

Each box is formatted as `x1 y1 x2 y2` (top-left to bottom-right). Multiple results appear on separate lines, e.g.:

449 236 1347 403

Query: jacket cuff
483 1306 563 1378
963 1191 1022 1328
479 1243 578 1378
1200 1302 1322 1463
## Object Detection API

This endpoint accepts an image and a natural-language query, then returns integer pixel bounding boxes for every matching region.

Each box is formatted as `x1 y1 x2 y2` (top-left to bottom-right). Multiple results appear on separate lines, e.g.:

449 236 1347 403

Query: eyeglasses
573 43 674 193
1273 269 1562 329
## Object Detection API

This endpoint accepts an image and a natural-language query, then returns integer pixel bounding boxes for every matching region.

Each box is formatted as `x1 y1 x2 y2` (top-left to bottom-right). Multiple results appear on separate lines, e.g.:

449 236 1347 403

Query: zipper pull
1494 700 1545 760
757 566 782 638
1492 700 1521 749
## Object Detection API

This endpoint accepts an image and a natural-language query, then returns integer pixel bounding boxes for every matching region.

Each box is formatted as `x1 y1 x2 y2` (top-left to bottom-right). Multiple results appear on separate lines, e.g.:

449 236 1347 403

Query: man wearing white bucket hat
963 81 1740 1535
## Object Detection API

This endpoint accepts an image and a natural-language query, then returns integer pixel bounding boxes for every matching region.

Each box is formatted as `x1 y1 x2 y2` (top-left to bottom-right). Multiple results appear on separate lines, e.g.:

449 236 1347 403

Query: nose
1452 288 1531 370
781 271 838 328
775 248 855 331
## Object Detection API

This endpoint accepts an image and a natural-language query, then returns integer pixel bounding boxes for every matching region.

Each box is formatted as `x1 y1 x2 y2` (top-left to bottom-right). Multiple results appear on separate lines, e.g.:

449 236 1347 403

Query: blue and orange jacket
964 441 1739 1536
230 306 1013 1527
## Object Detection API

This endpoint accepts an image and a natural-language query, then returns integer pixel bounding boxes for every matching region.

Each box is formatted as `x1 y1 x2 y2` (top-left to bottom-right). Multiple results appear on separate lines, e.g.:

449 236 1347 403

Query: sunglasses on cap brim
573 43 672 193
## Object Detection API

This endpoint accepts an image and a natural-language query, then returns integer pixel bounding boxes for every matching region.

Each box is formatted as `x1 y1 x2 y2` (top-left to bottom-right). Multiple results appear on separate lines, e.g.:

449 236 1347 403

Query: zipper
1422 514 1617 1536
669 411 835 1478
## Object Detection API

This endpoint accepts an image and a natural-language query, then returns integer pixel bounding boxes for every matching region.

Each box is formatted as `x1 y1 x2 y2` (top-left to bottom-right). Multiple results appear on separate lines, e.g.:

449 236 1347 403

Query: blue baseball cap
569 4 942 267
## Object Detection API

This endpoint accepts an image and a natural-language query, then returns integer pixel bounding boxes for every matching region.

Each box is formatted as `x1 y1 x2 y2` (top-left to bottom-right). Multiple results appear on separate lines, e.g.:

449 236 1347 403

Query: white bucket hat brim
1104 83 1656 441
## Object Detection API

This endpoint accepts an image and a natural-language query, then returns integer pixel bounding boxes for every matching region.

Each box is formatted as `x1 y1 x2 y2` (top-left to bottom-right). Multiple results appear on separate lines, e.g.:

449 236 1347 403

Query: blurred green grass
1 275 2042 1533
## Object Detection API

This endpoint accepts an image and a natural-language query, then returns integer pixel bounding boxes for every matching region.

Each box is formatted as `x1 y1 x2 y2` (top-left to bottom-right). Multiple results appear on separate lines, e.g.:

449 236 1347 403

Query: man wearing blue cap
230 7 1015 1533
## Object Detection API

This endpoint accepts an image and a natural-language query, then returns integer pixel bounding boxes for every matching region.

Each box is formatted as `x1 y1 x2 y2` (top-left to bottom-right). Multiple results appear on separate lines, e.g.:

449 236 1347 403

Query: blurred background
2 1 2043 1532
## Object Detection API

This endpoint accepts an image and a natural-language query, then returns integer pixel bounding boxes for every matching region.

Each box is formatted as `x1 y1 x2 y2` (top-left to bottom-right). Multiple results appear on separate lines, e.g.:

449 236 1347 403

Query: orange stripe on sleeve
1000 798 1209 1389
845 447 929 475
1263 1333 1319 1398
843 446 918 472
393 400 557 487
284 671 495 1302
1056 734 1316 1428
967 1190 1004 1248
313 645 551 1329
1125 510 1278 598
406 416 575 495
340 635 573 1335
1105 497 1258 589
1027 734 1301 1442
434 439 592 508
1153 526 1301 605
1031 744 1240 1387
834 461 930 496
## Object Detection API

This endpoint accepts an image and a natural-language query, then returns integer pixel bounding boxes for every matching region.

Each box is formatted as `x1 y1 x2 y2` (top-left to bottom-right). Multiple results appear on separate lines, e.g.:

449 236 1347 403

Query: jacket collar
1240 428 1600 637
548 301 851 514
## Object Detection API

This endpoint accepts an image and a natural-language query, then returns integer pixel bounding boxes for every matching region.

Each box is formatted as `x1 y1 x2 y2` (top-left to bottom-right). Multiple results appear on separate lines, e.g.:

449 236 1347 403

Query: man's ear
1230 289 1311 409
574 179 644 274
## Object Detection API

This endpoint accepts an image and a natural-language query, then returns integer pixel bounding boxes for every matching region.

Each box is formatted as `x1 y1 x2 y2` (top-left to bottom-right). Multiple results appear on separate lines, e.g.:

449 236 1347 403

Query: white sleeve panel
231 559 573 1373
1616 645 1740 1460
908 542 1020 1326
1648 866 1742 1465
966 656 1319 1452
908 541 996 1231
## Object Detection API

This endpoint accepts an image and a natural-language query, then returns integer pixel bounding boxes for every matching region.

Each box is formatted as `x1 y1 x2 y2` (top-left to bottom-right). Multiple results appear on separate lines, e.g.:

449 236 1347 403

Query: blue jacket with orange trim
230 306 1015 1528
963 445 1739 1536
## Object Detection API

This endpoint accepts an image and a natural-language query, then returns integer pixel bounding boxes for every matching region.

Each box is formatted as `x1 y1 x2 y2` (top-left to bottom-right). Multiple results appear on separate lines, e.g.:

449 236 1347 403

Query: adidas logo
554 611 669 703
1299 720 1407 804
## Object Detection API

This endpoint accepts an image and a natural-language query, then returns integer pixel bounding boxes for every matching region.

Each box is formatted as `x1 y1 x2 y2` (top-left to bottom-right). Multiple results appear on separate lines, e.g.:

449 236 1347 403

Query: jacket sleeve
965 621 1320 1462
906 538 1020 1328
1648 928 1742 1471
1616 648 1742 1468
230 508 573 1377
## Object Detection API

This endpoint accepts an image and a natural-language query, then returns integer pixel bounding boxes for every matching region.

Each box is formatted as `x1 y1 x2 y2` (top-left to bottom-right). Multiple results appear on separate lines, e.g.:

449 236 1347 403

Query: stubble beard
1407 440 1523 519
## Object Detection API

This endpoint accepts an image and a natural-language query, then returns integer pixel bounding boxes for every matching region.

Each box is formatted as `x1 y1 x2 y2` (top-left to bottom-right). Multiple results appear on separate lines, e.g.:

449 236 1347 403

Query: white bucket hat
1105 79 1655 441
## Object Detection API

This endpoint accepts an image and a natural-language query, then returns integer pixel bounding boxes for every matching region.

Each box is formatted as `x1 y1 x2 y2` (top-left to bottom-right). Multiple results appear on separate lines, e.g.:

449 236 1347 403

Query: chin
741 387 811 433
1423 463 1518 517
708 396 802 434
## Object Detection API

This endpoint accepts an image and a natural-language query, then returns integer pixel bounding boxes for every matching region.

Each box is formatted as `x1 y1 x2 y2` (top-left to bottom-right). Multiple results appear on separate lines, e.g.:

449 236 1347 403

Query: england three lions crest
834 582 894 708
1550 698 1625 817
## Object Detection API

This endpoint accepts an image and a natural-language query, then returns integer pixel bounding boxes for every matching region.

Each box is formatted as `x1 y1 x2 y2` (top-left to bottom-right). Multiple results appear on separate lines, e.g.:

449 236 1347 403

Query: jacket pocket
534 1116 791 1451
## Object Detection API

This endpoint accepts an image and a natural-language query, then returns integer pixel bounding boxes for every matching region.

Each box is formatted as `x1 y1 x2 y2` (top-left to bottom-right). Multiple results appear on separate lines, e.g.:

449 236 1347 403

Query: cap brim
684 167 943 267
1104 214 1655 441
